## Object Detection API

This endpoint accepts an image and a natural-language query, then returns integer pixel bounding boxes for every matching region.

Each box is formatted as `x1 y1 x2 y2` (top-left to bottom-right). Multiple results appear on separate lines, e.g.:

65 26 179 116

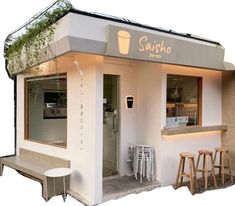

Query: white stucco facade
17 55 104 205
16 52 223 204
160 64 222 185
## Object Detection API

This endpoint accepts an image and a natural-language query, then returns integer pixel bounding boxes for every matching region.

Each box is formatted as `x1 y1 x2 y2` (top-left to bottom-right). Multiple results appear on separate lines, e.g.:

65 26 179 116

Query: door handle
113 110 118 133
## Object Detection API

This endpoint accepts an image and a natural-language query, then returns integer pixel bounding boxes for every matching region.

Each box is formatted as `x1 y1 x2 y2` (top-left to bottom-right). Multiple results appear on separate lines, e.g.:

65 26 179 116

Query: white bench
0 148 70 201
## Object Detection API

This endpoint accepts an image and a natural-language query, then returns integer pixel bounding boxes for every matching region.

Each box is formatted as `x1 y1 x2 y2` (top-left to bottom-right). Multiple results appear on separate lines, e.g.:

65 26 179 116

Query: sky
0 0 235 205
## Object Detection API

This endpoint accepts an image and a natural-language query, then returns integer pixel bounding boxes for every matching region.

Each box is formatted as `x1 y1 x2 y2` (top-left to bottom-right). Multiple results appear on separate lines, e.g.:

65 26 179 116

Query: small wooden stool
175 152 197 193
196 150 217 190
214 147 233 185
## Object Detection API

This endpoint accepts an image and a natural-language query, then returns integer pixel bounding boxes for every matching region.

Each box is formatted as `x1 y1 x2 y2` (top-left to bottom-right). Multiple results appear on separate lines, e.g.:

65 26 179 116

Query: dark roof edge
69 8 222 46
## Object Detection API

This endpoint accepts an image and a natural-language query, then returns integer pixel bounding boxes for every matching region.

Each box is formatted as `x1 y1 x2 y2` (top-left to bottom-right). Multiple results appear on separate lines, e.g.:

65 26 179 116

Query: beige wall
222 71 235 172
16 52 224 204
103 59 223 186
103 58 161 179
103 57 137 176
136 62 162 181
17 54 103 205
160 64 222 185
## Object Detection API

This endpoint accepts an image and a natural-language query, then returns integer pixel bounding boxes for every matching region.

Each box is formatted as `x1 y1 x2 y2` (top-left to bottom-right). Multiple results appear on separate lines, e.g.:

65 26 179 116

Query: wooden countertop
161 125 228 136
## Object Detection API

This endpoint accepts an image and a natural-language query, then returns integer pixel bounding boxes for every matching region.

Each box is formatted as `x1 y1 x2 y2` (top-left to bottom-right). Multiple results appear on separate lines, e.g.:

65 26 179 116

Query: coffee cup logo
117 30 131 55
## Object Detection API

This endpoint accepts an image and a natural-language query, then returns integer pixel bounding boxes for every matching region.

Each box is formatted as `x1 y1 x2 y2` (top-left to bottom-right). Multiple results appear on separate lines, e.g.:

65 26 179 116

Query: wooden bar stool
214 147 233 185
196 150 217 190
175 152 197 193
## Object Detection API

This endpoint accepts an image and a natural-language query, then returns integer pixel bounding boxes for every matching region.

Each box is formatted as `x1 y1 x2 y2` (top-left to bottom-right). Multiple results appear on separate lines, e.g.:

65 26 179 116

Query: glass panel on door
103 74 119 177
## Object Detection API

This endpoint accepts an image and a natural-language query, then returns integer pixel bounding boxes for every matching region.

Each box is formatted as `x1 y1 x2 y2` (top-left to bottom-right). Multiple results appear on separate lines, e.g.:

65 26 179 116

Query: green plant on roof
4 0 73 77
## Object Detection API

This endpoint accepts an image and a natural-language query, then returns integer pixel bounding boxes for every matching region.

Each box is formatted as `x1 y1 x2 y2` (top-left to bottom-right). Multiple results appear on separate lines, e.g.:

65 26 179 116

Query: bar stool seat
214 147 233 185
175 152 197 193
180 152 194 158
216 147 229 152
196 149 217 190
198 150 213 155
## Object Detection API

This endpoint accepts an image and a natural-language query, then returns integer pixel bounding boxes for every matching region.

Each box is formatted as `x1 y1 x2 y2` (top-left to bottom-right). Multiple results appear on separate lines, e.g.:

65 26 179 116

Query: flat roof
5 1 221 48
69 8 221 46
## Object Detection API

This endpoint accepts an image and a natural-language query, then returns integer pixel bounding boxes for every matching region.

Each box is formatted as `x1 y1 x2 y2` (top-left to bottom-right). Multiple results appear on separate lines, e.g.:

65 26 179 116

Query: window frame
24 73 67 148
166 74 202 128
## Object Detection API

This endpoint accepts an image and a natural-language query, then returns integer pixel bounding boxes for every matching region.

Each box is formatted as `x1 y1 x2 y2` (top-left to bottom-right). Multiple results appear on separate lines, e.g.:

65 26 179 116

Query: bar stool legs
176 147 234 194
176 156 184 188
189 157 197 192
196 150 217 190
214 147 233 185
175 152 197 193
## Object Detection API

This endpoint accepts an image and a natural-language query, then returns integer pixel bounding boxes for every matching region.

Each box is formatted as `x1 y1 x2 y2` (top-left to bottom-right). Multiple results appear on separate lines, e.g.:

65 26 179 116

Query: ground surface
1 167 235 206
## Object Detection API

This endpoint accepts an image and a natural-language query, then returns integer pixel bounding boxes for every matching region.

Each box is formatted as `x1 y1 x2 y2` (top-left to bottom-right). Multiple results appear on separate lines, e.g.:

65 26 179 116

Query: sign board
105 25 225 70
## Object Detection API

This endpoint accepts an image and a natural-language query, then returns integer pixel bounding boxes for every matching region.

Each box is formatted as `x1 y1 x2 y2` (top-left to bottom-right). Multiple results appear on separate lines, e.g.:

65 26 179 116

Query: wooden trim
24 78 29 139
166 74 202 127
25 73 67 81
161 125 228 136
198 77 202 126
0 158 4 176
24 73 67 147
25 139 67 149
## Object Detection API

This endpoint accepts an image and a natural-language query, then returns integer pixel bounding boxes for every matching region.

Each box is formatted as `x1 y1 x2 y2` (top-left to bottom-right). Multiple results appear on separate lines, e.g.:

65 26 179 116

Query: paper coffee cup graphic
126 96 134 108
118 30 131 55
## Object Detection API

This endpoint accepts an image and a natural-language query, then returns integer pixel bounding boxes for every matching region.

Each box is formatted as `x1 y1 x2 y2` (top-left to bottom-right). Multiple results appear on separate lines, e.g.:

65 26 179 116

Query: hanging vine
4 0 73 77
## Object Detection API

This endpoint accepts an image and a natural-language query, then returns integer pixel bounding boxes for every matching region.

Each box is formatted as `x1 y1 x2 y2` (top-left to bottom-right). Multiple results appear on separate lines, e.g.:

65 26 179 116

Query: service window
166 74 202 128
25 74 67 147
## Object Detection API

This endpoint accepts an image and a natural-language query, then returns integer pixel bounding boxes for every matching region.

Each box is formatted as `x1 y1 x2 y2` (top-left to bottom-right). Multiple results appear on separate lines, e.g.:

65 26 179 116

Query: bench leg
42 178 49 201
0 161 4 176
